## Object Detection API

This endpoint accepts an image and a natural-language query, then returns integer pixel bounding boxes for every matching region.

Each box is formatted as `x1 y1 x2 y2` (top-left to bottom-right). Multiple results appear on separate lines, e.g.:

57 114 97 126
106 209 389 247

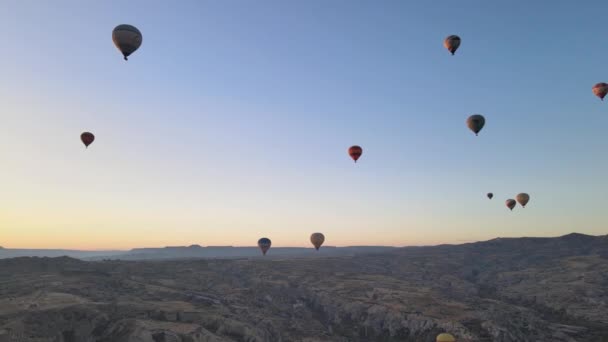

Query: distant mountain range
0 244 396 260
1 232 605 261
0 248 123 259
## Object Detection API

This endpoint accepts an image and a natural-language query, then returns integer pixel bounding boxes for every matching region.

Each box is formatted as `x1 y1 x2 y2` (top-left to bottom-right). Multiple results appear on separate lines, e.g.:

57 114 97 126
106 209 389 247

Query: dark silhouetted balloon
487 193 493 200
506 199 516 211
310 233 325 251
81 132 95 148
443 35 461 55
112 24 142 61
348 145 363 163
516 193 530 208
593 83 608 101
466 114 485 136
258 238 271 255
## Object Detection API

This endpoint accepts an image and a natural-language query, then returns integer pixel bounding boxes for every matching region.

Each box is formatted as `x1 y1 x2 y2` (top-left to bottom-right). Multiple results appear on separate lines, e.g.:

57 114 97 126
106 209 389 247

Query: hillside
0 233 606 341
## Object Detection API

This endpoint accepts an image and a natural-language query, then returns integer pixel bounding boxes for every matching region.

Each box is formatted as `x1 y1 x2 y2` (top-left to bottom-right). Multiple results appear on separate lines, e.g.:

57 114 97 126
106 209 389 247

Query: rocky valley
0 233 607 341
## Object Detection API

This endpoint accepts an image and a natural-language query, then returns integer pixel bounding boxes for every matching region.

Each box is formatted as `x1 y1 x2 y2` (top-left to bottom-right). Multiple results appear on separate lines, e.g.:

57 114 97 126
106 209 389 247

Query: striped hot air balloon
310 233 325 251
112 24 142 61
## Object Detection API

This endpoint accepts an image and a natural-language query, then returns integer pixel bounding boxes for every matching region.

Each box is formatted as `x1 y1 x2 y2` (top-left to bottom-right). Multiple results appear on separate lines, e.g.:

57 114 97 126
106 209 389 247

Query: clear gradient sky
1 1 607 249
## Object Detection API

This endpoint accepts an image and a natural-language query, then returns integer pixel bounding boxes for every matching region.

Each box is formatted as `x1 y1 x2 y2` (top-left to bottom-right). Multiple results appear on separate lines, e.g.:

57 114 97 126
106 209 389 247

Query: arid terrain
0 233 607 342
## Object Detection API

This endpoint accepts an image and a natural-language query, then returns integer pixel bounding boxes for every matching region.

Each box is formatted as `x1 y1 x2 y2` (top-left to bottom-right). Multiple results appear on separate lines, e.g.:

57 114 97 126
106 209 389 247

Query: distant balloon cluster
255 233 326 255
490 192 531 212
77 28 549 267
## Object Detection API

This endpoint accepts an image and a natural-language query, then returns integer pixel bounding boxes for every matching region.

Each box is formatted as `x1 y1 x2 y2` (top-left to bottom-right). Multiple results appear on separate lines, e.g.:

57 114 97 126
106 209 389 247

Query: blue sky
1 0 607 249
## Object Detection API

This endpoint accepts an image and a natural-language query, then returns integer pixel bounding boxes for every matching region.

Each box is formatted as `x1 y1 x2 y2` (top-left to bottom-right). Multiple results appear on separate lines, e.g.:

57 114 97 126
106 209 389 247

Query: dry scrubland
0 233 607 341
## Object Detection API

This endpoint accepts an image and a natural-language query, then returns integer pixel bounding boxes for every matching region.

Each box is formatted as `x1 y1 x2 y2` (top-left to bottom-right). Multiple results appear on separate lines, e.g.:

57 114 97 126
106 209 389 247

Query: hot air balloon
443 35 461 55
506 199 516 211
516 193 530 208
466 114 485 136
592 83 608 101
81 132 95 148
112 24 142 61
310 233 325 251
487 193 493 200
436 333 456 342
258 238 271 256
348 145 363 163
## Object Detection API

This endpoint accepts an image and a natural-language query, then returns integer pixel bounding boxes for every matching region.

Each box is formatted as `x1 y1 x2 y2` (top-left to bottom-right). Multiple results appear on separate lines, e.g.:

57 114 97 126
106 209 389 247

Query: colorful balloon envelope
516 193 530 208
506 199 516 211
466 114 485 136
436 333 456 342
443 35 461 55
592 83 608 101
257 237 271 255
112 24 142 61
81 132 95 148
348 145 363 163
310 233 325 251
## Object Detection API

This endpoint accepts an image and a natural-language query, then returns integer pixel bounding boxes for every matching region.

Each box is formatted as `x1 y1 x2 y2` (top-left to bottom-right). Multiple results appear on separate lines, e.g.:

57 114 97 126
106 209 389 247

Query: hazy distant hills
0 245 396 260
0 233 606 341
0 248 122 259
2 232 605 262
390 232 608 267
100 245 397 261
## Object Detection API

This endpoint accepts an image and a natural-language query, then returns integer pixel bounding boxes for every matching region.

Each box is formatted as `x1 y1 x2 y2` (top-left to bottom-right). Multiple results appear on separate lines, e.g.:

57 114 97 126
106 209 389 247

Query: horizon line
1 232 599 251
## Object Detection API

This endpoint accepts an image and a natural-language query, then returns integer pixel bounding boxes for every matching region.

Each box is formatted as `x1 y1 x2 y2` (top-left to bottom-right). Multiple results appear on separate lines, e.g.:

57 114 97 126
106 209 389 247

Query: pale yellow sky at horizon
2 203 603 250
